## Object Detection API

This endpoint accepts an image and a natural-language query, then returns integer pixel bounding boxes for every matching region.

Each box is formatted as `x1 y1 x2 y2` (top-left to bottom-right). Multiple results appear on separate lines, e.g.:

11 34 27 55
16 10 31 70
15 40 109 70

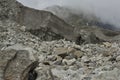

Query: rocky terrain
0 0 120 80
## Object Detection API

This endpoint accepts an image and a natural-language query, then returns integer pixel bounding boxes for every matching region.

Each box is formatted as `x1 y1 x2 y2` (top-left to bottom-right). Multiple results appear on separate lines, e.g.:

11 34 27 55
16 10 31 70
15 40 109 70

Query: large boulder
0 49 38 80
16 5 78 41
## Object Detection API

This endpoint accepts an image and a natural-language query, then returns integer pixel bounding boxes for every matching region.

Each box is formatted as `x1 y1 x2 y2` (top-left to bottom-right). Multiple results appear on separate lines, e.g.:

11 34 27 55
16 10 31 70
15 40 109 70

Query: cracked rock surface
0 49 38 80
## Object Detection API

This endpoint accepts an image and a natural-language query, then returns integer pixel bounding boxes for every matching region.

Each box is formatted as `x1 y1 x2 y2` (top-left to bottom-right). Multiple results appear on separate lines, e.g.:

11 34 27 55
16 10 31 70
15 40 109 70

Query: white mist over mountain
17 0 120 29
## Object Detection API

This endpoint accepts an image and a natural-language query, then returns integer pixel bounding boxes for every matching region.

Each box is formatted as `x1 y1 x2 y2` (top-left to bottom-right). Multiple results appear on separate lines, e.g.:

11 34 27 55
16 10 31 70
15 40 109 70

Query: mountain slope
0 0 120 80
45 5 118 30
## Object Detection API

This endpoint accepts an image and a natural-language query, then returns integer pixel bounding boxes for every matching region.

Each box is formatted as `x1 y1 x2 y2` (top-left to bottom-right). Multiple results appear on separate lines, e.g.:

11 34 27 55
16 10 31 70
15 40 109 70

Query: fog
17 0 120 29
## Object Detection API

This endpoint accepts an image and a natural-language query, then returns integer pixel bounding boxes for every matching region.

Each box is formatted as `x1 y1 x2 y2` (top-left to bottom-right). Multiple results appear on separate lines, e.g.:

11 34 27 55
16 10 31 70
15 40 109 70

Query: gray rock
54 47 69 58
81 56 90 63
72 50 84 59
51 68 85 80
62 58 76 66
53 56 62 65
92 68 120 80
0 49 38 80
0 49 16 80
16 4 78 42
36 66 60 80
116 55 120 61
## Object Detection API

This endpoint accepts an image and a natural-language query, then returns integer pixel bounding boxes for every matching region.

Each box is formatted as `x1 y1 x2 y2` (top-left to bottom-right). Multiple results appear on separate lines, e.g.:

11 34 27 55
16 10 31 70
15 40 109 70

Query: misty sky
17 0 120 28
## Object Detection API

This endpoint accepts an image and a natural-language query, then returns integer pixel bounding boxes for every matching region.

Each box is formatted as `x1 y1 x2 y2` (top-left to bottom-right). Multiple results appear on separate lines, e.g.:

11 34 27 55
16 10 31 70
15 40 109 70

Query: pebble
116 55 120 61
81 56 90 63
54 47 68 58
72 50 84 58
103 42 112 48
62 58 76 66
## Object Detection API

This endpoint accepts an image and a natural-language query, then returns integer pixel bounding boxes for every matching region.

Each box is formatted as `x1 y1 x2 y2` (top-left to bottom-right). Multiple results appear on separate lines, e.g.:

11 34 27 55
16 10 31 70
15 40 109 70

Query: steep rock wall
16 4 78 41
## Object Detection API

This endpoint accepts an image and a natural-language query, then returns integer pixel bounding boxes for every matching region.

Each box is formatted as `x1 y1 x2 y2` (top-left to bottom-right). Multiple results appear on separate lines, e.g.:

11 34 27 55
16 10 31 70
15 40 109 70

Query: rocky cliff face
16 5 78 41
45 5 120 44
0 0 120 80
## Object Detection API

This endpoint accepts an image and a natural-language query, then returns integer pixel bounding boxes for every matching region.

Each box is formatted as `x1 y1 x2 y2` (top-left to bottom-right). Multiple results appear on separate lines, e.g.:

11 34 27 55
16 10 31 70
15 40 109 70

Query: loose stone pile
35 40 120 80
0 20 120 80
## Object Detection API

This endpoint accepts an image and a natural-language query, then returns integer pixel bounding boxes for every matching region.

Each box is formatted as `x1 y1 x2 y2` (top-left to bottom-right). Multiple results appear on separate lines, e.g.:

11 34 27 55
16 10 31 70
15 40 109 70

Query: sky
17 0 120 29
